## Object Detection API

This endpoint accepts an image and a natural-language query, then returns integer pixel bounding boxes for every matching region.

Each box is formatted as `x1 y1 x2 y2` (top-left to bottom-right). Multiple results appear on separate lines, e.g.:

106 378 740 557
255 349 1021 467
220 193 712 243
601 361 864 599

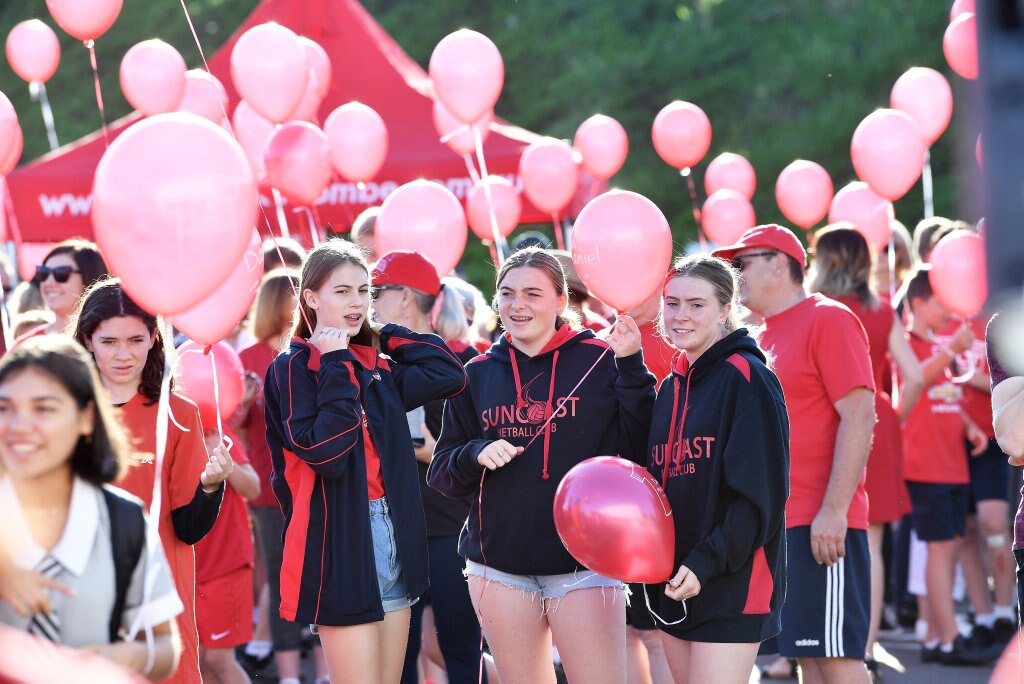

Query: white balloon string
922 149 934 219
439 123 471 145
462 154 481 185
84 40 110 147
29 82 59 151
293 206 320 246
522 348 609 452
472 125 507 265
271 188 291 238
641 582 687 626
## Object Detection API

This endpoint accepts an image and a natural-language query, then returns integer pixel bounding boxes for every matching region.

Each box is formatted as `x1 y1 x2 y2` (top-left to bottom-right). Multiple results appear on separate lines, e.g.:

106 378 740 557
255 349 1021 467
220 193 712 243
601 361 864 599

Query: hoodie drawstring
661 370 694 488
541 351 559 480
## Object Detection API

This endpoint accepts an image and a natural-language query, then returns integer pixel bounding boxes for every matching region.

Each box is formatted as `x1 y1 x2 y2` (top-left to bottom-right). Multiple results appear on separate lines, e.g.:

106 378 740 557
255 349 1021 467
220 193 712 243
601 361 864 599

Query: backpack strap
102 485 147 643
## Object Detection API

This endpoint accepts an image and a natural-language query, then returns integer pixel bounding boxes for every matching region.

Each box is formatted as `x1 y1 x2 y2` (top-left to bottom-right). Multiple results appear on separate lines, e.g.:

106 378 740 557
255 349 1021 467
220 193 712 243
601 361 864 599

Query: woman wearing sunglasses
26 240 109 336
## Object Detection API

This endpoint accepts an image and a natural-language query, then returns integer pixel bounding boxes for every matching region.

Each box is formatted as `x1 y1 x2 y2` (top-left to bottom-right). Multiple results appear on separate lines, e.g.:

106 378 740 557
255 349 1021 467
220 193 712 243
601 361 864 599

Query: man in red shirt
715 225 876 684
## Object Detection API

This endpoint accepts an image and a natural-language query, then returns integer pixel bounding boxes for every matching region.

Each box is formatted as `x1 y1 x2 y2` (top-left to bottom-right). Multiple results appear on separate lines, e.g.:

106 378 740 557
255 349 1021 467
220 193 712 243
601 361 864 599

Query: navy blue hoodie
645 329 789 641
428 325 656 575
264 324 466 626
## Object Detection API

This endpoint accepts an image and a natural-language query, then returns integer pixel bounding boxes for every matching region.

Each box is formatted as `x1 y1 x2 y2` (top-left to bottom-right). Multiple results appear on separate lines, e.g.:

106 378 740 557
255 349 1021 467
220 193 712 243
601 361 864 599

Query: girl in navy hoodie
428 247 656 683
263 240 466 684
645 254 789 683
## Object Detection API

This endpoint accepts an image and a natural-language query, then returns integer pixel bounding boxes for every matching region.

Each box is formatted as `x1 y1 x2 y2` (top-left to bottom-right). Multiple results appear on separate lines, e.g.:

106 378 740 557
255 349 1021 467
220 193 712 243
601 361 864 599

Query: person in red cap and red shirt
714 225 876 684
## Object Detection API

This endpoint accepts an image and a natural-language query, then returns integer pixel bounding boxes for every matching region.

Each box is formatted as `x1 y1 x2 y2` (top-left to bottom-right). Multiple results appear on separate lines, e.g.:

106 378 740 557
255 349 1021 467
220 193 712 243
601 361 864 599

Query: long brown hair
492 247 580 329
809 223 878 308
253 268 299 344
293 239 374 346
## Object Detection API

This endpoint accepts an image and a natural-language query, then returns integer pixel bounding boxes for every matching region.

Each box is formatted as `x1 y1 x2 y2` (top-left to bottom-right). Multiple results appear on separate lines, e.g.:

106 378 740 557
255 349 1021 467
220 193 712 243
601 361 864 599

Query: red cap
371 251 441 296
711 224 807 272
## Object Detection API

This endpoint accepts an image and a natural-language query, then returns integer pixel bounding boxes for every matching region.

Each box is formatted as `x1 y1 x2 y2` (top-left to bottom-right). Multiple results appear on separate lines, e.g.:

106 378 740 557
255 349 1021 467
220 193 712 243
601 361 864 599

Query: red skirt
865 393 911 524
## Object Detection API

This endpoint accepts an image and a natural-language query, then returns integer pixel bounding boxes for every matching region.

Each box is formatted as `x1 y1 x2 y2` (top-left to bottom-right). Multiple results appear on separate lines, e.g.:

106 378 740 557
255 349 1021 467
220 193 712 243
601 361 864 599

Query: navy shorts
778 526 869 659
906 481 969 542
968 439 1012 508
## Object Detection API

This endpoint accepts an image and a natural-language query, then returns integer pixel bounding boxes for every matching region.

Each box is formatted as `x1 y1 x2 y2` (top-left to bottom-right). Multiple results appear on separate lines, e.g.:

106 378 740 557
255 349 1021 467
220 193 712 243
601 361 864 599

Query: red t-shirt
834 294 894 392
194 427 255 582
903 333 969 483
934 317 993 439
363 410 386 500
638 321 674 385
760 294 875 530
239 340 279 508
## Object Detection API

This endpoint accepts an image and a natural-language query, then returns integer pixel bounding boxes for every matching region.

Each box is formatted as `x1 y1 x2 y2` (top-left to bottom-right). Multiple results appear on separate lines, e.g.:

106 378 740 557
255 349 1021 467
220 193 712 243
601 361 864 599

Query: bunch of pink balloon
323 103 389 182
704 153 756 200
851 109 926 201
828 182 894 253
519 138 580 217
264 122 332 206
553 456 675 583
178 341 246 430
46 0 122 42
233 101 275 179
176 69 229 124
944 11 978 80
775 160 833 229
429 29 504 125
91 112 258 317
231 23 309 124
571 190 673 312
890 67 953 148
0 92 22 176
433 100 492 157
466 176 521 241
928 230 987 318
376 180 468 276
702 189 756 246
652 101 712 170
119 40 187 116
5 19 61 84
573 115 628 180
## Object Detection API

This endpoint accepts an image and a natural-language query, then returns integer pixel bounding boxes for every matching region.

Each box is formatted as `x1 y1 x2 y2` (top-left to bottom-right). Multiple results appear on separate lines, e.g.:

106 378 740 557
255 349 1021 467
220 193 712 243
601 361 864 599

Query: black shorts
968 439 1012 508
906 481 969 541
778 526 870 659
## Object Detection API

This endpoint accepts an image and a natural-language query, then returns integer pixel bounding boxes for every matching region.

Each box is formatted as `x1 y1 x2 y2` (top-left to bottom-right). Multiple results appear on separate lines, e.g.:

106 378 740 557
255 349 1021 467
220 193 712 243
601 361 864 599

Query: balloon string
484 240 499 272
921 149 934 219
293 206 320 246
551 214 566 251
85 41 109 147
887 238 900 408
640 582 687 626
473 125 507 265
440 123 471 145
271 188 291 238
681 168 708 251
462 154 481 185
30 82 59 151
522 347 609 452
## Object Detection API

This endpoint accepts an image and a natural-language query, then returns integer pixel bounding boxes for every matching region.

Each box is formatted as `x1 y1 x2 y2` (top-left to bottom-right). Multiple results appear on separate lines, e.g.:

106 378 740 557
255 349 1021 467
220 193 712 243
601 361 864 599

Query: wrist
201 481 221 495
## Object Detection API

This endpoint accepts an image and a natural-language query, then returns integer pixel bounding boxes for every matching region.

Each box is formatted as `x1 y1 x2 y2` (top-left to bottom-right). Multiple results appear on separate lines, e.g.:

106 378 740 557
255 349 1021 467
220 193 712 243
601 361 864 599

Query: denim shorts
370 497 417 613
465 559 624 601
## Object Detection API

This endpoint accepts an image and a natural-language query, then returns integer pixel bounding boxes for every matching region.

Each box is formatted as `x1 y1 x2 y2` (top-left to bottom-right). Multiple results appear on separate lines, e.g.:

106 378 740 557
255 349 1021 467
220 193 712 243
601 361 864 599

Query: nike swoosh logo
210 630 231 641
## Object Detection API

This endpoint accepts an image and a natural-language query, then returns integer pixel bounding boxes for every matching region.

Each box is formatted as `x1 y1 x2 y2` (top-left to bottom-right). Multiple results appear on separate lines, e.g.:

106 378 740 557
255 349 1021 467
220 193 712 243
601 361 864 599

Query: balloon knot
203 345 213 356
542 471 550 481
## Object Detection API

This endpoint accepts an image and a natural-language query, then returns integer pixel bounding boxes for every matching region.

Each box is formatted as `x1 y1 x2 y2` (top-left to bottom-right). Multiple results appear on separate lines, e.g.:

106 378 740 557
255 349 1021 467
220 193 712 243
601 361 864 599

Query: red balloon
429 29 504 124
323 102 389 183
519 138 579 215
176 69 228 124
91 113 258 316
231 23 309 124
571 190 673 312
891 68 953 147
178 341 245 430
119 40 187 116
174 230 264 347
232 100 274 179
951 0 975 20
466 176 521 241
264 122 331 207
1 124 23 176
0 92 20 174
702 189 756 246
573 114 628 180
376 180 468 276
851 109 926 201
652 101 712 170
299 37 331 99
6 20 60 84
775 160 833 229
944 13 978 80
928 230 987 318
46 0 122 42
704 152 756 200
828 182 894 253
432 100 492 157
553 456 675 583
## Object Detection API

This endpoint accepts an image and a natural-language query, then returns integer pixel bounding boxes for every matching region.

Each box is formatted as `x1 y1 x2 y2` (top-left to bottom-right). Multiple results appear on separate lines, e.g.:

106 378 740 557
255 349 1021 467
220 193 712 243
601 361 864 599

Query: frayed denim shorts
370 497 417 613
465 559 623 602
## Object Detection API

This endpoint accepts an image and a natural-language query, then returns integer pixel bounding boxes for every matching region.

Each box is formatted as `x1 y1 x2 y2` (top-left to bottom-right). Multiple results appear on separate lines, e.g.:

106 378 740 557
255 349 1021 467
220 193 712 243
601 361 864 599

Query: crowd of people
0 209 1019 684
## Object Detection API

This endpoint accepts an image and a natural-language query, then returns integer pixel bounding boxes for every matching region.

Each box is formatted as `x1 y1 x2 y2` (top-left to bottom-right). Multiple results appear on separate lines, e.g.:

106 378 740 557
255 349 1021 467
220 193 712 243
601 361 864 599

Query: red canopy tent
3 0 578 247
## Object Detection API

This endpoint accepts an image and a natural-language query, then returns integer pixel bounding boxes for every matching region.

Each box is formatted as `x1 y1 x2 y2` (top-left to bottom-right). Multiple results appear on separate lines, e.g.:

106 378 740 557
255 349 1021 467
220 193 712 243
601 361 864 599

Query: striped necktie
27 556 61 643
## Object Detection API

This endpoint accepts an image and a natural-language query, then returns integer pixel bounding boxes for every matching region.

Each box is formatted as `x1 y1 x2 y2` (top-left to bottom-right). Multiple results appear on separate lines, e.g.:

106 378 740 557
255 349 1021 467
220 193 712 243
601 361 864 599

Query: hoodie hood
486 324 594 365
671 328 764 380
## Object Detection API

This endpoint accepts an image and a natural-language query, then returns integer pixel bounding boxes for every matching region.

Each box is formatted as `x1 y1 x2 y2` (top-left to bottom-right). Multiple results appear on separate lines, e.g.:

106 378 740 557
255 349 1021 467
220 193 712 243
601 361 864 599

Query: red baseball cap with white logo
712 224 807 273
371 251 441 296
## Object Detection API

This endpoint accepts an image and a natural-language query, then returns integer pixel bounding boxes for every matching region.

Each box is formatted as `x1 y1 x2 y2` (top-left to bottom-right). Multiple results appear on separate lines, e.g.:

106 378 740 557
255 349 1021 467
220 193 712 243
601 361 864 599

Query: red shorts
196 566 254 649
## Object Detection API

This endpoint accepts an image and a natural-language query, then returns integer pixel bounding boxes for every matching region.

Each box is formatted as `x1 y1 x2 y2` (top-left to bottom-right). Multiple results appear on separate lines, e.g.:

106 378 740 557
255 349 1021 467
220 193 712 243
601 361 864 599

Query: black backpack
101 485 147 643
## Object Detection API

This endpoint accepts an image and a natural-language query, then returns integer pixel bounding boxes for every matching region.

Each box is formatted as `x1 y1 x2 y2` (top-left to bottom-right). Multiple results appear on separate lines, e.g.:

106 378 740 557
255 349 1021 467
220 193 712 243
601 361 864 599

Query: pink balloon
851 108 926 201
466 176 521 241
376 180 467 276
177 341 245 430
0 124 23 176
119 40 187 116
299 37 331 99
287 67 324 123
976 133 982 168
775 160 833 229
573 114 628 180
704 152 756 200
6 20 60 84
553 456 675 583
176 69 228 124
519 138 579 215
230 23 309 124
264 121 332 206
944 13 978 80
16 242 55 282
652 101 712 170
232 100 274 180
324 102 388 183
828 181 894 253
928 230 987 318
702 189 756 246
428 29 504 124
46 0 122 42
890 68 953 146
174 230 264 347
0 93 20 173
951 0 975 21
571 190 673 312
432 100 492 157
92 113 257 316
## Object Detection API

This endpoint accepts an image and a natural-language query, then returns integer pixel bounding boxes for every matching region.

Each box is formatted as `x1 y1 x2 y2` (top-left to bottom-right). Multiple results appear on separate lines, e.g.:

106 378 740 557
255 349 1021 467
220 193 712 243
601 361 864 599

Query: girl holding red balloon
645 254 789 684
262 240 466 684
71 278 231 684
428 247 656 684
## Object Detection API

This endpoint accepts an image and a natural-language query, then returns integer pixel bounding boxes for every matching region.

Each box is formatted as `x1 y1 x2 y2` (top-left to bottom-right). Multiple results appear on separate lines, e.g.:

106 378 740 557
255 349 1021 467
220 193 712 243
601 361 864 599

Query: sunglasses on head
32 265 81 284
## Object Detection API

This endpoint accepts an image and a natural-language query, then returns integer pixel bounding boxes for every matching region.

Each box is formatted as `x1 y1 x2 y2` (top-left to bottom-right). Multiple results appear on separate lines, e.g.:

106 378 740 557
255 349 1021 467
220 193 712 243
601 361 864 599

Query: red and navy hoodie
427 325 656 575
645 329 790 642
264 323 467 627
